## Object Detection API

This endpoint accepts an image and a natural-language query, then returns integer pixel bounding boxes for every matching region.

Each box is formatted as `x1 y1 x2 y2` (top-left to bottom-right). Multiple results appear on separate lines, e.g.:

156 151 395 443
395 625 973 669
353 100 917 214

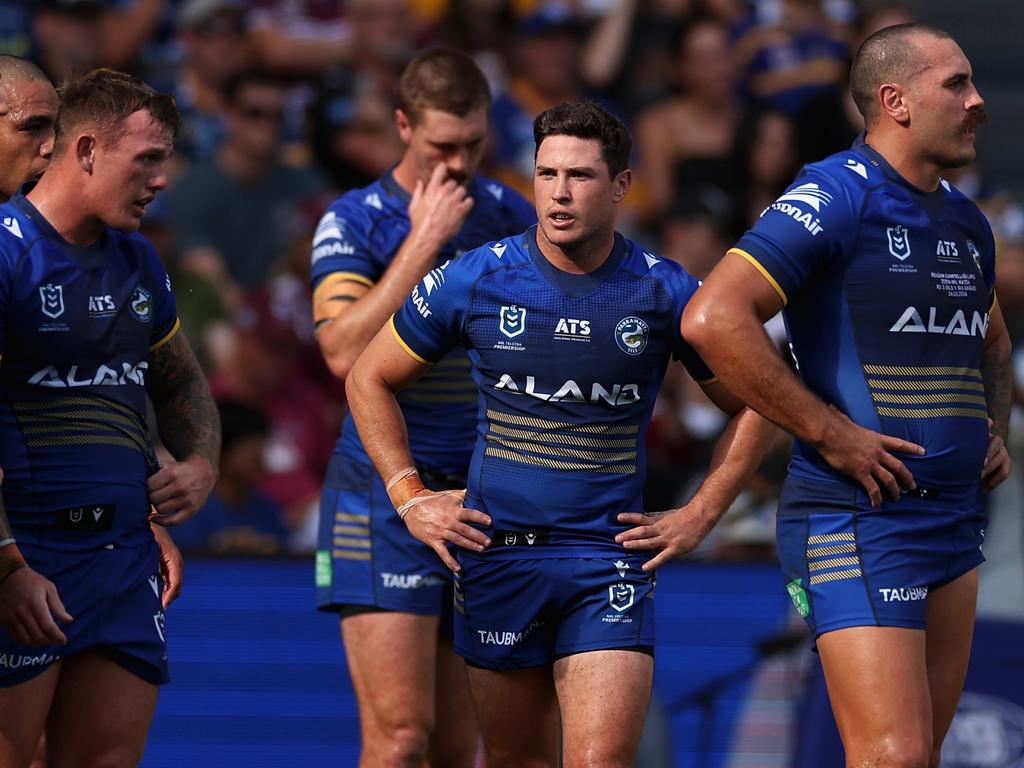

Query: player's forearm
147 333 221 472
981 333 1013 443
685 407 776 530
345 363 416 490
317 231 446 379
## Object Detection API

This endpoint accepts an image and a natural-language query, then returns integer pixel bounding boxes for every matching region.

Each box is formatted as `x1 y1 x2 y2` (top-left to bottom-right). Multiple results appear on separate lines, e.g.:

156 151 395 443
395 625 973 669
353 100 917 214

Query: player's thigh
466 664 559 768
342 610 441 733
926 567 979 751
0 663 61 768
817 626 932 764
46 650 157 768
428 636 477 768
554 649 653 768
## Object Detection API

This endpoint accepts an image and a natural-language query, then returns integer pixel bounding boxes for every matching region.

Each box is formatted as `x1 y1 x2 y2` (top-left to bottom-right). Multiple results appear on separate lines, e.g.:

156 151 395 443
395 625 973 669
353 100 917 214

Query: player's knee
485 753 555 768
563 745 637 768
367 723 430 767
856 732 931 768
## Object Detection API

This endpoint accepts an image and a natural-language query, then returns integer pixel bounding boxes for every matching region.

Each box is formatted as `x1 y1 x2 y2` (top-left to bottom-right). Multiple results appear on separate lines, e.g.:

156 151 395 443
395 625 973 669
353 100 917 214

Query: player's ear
395 108 414 144
75 134 97 174
612 168 632 202
879 83 910 125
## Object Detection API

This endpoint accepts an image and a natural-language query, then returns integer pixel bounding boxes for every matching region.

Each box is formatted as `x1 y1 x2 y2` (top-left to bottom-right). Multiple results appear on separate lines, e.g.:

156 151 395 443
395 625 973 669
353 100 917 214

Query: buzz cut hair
533 101 632 178
397 48 491 125
850 22 954 125
53 68 179 156
0 54 49 84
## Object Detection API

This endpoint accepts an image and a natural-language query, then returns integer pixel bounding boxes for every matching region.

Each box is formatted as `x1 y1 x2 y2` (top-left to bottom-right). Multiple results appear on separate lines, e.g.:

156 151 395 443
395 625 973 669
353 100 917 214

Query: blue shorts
776 475 986 638
315 455 452 617
453 554 655 670
0 538 168 687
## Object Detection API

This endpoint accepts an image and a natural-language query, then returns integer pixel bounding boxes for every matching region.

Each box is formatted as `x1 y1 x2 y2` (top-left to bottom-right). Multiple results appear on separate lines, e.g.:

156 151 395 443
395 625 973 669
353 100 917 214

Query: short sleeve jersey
0 193 179 550
310 172 535 475
733 137 996 492
392 227 713 559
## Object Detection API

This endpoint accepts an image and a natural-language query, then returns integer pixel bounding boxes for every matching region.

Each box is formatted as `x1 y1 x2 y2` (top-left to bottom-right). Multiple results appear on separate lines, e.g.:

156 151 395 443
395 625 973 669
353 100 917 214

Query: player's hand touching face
407 161 475 253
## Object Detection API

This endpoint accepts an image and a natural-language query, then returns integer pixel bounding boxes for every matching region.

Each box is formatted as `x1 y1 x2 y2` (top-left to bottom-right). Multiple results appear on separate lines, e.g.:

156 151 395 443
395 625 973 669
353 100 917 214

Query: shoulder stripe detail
389 315 431 365
149 316 181 352
729 248 788 305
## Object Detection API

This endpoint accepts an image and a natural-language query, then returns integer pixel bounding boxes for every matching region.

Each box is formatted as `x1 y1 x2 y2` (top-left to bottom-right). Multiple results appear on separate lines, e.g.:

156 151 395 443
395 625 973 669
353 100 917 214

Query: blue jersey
311 171 535 475
392 227 713 559
734 137 996 492
0 193 179 551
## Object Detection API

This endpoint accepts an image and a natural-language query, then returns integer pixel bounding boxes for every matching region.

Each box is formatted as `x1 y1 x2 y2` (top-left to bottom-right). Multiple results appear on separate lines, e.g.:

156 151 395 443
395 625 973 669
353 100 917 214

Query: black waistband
490 530 550 547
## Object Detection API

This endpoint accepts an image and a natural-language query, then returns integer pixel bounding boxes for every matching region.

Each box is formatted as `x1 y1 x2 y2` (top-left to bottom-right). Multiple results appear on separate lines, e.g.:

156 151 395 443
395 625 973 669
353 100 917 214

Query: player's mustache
963 108 987 132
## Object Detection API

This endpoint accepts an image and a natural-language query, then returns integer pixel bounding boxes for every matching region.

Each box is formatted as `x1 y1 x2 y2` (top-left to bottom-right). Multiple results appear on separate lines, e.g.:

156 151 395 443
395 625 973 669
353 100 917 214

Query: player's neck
864 132 942 192
391 152 420 195
535 226 616 275
27 170 104 246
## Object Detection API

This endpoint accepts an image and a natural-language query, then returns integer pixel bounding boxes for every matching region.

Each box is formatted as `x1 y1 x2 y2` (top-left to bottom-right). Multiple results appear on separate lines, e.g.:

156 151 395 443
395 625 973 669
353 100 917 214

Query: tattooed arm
980 301 1013 491
146 331 220 525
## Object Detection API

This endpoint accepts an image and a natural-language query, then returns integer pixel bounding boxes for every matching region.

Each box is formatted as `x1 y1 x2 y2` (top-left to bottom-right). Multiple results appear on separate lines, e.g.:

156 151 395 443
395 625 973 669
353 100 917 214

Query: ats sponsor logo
493 374 640 405
88 294 116 318
554 317 591 343
381 572 445 590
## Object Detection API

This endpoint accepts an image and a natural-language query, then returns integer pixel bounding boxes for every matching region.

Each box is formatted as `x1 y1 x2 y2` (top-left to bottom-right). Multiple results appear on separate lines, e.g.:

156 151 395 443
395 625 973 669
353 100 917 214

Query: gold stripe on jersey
807 533 855 545
332 549 371 561
484 446 636 474
489 424 637 449
729 248 788 305
21 434 146 452
806 544 858 558
862 365 981 378
14 394 143 422
809 568 862 585
390 315 432 365
485 434 638 464
486 409 639 435
871 392 987 406
876 406 987 420
149 316 181 352
333 524 369 536
333 537 371 549
334 512 370 524
866 378 985 392
809 557 861 572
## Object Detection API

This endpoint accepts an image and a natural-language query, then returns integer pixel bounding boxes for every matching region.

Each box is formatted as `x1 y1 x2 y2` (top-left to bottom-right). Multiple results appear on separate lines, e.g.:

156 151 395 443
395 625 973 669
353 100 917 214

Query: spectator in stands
730 107 800 231
173 400 289 555
31 0 106 82
171 0 253 162
635 17 740 221
167 68 327 309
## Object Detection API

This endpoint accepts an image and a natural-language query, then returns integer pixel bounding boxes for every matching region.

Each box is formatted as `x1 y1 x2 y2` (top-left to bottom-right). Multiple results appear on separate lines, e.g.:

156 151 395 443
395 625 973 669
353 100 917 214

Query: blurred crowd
6 0 1021 558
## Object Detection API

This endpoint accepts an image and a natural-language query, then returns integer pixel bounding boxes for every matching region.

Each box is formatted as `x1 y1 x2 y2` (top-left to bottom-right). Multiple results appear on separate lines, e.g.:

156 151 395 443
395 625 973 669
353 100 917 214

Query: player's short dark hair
54 68 179 155
533 101 632 177
850 22 954 125
397 48 491 125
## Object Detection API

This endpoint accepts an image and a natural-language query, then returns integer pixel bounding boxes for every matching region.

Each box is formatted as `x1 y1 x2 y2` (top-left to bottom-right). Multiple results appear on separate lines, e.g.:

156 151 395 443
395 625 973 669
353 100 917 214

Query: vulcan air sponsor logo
889 306 989 337
410 285 432 318
0 652 59 669
554 317 591 343
28 361 149 388
493 374 640 405
381 572 445 590
878 586 928 602
477 619 543 646
311 213 355 263
422 261 450 296
764 183 831 236
129 285 152 322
